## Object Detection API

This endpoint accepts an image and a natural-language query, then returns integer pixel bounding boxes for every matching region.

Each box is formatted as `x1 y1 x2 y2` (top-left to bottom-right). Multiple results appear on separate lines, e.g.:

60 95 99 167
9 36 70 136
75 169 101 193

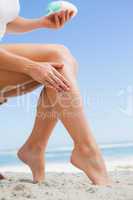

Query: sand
0 170 133 200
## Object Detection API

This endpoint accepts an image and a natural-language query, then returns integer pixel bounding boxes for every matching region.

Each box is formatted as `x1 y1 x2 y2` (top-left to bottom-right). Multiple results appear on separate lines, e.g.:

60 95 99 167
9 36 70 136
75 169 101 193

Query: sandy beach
0 170 133 200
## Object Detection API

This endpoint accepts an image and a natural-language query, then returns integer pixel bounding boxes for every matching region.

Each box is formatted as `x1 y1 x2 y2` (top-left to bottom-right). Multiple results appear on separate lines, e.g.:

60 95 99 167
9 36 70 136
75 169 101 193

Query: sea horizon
0 140 133 152
0 141 133 173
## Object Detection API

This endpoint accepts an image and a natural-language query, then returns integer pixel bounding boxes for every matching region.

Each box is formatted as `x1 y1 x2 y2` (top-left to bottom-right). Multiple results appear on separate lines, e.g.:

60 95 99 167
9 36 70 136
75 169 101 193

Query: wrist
38 17 48 28
21 58 37 75
35 18 44 29
26 18 44 30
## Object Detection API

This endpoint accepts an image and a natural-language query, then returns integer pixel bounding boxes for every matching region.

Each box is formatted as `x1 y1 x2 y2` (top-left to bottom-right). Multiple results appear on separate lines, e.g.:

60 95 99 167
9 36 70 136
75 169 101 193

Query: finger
53 69 70 88
47 77 63 92
51 74 70 91
45 80 54 89
69 11 74 18
65 10 70 21
54 14 60 28
45 80 60 91
57 12 64 27
49 72 67 91
60 11 66 26
47 13 55 21
51 63 64 69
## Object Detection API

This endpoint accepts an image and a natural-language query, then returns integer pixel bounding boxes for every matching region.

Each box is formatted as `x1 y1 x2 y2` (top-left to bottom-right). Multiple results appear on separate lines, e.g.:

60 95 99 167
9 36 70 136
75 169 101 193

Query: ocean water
0 142 133 173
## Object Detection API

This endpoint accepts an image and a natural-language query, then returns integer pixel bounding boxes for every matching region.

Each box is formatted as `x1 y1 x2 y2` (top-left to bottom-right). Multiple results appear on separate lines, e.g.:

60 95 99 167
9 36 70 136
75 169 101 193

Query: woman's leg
0 70 58 182
0 45 57 182
43 47 110 185
18 89 58 183
0 44 63 182
0 44 110 184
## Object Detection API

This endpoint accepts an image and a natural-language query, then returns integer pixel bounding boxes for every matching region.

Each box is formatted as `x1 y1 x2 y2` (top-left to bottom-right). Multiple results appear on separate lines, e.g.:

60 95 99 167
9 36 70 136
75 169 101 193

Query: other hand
40 10 74 29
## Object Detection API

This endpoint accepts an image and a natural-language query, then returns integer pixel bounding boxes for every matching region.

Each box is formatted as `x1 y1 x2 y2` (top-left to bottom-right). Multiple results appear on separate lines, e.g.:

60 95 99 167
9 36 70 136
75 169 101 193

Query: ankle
20 142 45 154
74 143 100 157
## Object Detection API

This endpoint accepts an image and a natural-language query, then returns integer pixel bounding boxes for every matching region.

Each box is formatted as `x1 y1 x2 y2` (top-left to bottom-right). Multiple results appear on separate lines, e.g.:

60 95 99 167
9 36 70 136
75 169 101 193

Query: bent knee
43 44 78 74
53 45 78 73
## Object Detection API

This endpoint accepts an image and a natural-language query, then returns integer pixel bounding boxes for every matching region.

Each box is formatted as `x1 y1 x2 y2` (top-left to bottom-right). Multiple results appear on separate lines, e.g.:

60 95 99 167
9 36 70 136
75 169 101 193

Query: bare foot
0 173 5 180
71 146 111 185
17 145 45 183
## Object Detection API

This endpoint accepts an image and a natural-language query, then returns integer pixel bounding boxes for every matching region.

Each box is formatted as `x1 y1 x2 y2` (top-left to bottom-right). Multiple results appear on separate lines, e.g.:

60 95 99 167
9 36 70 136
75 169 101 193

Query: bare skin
0 44 110 185
0 9 111 185
0 9 73 181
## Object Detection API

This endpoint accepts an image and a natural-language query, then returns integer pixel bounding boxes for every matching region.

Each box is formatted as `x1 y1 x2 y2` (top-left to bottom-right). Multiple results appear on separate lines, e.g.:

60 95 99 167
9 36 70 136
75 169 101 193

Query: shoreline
0 143 133 199
1 159 133 174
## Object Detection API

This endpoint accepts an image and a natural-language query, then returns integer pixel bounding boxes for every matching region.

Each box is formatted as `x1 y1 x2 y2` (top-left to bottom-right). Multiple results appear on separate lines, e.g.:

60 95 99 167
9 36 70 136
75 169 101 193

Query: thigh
0 43 58 97
0 70 31 87
0 43 64 87
0 43 76 98
0 43 61 62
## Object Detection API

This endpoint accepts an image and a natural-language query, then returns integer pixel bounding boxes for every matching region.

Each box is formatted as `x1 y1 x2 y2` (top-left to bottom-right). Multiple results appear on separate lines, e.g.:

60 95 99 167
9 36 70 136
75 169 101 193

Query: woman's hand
28 62 70 92
0 49 70 92
7 10 74 34
40 10 74 29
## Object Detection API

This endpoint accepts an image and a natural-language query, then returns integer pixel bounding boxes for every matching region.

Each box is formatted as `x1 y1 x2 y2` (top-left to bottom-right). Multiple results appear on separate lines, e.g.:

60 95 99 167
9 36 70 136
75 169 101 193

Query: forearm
6 17 42 33
0 48 34 75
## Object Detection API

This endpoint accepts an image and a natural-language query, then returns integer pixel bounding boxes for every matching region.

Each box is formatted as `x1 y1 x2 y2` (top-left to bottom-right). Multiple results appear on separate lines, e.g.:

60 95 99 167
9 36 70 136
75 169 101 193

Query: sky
0 0 133 150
